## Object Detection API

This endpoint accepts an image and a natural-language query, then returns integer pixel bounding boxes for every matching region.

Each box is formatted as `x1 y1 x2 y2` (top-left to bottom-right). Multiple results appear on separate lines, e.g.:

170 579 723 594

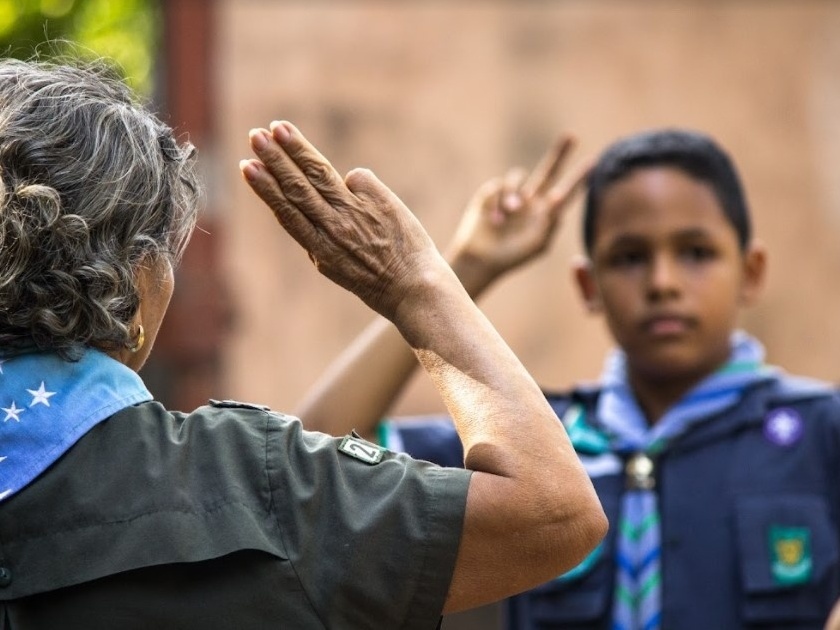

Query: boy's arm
296 135 589 438
242 122 606 612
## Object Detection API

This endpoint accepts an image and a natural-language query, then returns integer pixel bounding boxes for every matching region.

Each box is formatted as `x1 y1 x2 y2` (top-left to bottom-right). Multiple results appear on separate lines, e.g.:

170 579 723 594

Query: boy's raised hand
445 135 590 297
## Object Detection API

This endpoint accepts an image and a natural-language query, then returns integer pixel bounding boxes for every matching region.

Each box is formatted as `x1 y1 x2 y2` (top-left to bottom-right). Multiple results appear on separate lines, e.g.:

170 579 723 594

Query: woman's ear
740 239 767 306
572 255 603 314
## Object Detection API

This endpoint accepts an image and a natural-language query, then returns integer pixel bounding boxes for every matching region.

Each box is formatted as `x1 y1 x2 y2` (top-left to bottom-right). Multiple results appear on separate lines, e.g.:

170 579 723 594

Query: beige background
209 2 840 627
215 1 840 418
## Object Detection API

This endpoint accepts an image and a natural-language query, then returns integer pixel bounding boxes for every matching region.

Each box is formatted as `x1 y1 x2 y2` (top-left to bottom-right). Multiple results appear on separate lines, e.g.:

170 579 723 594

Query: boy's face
574 166 765 384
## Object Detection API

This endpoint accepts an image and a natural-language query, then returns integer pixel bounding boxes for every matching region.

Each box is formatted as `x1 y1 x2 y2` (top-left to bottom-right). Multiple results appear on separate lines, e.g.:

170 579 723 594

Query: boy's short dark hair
583 129 751 253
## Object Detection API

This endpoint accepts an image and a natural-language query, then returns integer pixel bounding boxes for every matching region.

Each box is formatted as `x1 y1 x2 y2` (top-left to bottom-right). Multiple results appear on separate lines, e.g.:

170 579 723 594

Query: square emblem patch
338 435 385 465
769 525 812 586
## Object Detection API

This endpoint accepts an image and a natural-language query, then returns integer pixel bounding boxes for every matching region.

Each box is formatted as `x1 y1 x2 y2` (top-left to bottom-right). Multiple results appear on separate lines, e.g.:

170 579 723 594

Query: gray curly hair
0 56 201 360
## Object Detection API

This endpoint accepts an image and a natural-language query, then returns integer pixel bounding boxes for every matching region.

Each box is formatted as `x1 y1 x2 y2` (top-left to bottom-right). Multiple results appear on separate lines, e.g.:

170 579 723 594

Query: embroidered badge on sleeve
338 435 385 465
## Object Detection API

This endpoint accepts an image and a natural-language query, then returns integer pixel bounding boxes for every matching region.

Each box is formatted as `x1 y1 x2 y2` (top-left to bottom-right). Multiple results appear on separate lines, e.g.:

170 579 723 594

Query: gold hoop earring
128 324 145 353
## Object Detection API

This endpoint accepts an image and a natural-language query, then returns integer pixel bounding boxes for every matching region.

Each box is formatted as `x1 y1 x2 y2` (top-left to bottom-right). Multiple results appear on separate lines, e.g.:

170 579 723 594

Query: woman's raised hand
241 121 446 322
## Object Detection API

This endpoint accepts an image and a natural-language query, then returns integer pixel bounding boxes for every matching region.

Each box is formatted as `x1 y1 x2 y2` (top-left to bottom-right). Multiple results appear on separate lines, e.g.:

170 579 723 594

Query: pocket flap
735 494 838 593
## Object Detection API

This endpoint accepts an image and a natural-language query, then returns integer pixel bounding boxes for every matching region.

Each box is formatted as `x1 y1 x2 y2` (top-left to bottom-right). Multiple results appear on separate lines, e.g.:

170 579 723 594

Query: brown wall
214 1 840 418
208 3 840 628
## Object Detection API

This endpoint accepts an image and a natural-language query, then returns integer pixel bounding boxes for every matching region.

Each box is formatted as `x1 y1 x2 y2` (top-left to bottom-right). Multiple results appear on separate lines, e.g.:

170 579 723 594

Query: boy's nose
647 254 680 300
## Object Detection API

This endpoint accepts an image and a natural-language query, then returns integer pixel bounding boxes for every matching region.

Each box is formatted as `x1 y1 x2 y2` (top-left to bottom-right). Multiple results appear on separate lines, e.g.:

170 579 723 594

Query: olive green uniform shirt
0 399 471 629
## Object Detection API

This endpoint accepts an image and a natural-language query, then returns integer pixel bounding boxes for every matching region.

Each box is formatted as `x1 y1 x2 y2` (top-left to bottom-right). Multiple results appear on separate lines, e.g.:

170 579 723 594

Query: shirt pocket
734 494 839 624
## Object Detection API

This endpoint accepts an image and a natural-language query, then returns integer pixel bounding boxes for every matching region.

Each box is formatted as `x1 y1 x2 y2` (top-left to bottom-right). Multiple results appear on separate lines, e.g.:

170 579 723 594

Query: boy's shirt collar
0 349 152 503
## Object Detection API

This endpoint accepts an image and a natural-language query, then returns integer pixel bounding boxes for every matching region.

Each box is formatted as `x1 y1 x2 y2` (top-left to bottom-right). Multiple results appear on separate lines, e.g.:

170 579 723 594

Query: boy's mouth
641 314 695 336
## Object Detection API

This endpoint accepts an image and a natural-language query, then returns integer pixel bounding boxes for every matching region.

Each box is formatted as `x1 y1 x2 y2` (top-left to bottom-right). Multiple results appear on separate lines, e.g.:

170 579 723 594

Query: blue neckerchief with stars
0 348 152 502
560 330 777 630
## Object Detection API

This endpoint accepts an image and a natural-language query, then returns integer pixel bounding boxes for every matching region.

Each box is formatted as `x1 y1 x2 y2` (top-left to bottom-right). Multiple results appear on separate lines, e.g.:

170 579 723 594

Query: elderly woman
0 57 605 629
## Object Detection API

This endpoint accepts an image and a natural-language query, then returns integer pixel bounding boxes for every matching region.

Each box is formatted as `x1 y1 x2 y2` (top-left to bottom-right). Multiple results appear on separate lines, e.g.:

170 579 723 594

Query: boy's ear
572 255 603 314
739 239 767 306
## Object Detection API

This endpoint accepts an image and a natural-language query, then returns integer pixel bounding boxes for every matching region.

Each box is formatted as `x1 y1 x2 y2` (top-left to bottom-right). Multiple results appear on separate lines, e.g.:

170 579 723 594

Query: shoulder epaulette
766 375 837 404
207 399 272 412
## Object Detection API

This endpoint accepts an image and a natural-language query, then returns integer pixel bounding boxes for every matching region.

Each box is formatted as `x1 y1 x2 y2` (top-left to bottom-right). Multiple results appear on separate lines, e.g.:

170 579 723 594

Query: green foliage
0 0 160 95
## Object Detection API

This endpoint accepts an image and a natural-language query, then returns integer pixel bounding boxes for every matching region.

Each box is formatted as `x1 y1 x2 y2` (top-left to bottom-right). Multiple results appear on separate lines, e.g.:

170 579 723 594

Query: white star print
2 402 24 422
27 382 56 407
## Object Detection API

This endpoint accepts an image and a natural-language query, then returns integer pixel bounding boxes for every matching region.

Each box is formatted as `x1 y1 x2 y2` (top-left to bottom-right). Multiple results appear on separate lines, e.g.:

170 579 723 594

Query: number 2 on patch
338 435 385 465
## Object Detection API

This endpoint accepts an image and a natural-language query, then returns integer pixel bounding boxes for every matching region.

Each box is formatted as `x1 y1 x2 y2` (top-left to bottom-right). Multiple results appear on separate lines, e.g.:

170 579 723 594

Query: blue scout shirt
378 375 840 629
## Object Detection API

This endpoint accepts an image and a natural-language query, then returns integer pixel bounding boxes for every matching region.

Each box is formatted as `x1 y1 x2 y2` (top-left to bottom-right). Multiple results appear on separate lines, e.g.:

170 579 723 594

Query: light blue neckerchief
561 331 777 630
0 348 152 502
598 330 775 456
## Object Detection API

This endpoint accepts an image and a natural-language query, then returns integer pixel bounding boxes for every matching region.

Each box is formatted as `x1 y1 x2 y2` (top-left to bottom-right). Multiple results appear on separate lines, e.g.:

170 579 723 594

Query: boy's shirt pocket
734 494 839 624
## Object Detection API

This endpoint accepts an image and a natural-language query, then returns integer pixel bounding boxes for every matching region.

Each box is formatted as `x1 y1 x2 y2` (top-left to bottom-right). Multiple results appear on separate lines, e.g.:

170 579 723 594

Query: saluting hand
445 135 590 297
241 121 446 322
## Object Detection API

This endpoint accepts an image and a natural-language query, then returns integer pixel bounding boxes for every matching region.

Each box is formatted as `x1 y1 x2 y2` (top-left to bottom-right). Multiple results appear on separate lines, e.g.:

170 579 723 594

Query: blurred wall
214 0 840 419
211 2 840 628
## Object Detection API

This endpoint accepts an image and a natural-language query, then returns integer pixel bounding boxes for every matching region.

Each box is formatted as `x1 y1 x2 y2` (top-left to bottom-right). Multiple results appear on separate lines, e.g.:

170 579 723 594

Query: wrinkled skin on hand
241 121 444 321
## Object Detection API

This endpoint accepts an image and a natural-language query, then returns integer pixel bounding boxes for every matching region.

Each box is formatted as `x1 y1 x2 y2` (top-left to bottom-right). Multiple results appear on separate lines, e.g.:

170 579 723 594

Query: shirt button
0 567 11 587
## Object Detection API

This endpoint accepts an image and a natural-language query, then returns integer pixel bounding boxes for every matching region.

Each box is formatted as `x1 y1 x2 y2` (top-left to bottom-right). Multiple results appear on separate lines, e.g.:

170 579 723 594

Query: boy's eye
680 245 717 262
609 250 647 267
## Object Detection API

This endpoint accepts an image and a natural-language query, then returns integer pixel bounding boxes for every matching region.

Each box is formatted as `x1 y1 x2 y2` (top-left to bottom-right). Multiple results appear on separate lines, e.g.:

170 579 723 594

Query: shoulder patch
208 399 271 412
338 434 385 465
763 407 804 447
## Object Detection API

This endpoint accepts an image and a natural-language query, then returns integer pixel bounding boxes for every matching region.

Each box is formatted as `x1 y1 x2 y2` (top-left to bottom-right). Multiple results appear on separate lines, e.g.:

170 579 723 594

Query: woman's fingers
254 121 351 216
244 121 366 259
268 121 349 207
242 121 444 319
239 145 320 252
